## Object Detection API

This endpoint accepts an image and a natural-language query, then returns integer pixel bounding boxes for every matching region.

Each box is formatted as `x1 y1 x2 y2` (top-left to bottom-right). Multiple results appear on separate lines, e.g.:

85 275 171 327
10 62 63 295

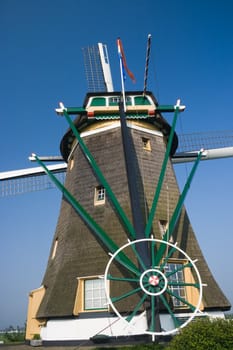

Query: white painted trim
127 121 163 137
80 121 163 139
68 121 163 161
81 121 121 138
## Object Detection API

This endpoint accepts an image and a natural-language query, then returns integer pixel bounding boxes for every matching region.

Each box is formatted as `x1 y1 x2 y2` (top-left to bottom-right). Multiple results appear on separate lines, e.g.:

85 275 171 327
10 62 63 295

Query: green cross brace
154 149 203 265
62 110 136 240
32 154 140 276
145 105 180 238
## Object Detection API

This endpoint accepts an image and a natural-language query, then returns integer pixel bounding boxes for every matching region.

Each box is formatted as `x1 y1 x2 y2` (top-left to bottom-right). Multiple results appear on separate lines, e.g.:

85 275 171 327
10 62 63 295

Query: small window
142 137 151 151
109 96 131 106
84 278 108 310
90 97 106 106
125 96 132 105
134 96 151 105
109 96 121 106
94 185 105 205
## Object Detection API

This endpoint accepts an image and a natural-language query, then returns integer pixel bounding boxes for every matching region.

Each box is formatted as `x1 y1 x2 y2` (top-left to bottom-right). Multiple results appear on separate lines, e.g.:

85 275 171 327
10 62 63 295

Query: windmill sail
0 163 66 196
173 130 233 163
82 43 114 92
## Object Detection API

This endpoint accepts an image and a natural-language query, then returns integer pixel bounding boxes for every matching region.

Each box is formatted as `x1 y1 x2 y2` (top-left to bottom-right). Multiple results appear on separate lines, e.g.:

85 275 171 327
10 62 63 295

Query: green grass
95 344 167 350
0 331 25 344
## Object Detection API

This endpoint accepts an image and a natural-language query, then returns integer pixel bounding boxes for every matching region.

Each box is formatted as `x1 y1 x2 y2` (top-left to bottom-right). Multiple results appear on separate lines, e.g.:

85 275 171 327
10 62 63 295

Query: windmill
1 39 232 343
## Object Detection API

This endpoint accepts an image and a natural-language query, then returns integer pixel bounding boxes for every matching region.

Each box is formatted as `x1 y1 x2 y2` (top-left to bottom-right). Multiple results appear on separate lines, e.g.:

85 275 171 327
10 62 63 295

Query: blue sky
0 0 233 329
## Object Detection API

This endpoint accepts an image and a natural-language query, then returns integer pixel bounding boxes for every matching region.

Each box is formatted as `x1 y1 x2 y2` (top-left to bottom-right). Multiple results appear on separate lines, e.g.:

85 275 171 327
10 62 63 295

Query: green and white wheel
104 238 203 336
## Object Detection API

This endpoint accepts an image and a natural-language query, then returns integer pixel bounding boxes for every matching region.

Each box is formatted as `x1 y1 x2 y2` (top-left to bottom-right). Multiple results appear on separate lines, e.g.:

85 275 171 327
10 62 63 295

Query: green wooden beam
145 104 180 238
156 103 185 113
159 294 181 328
32 154 140 276
155 150 203 265
62 110 136 240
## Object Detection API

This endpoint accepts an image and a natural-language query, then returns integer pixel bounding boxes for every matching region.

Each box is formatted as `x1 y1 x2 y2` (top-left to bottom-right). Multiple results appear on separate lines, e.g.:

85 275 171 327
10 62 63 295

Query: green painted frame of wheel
104 238 203 336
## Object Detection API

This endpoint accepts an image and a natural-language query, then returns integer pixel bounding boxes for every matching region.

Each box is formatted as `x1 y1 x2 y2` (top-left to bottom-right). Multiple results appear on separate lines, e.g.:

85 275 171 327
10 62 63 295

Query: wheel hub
149 275 159 286
139 268 168 296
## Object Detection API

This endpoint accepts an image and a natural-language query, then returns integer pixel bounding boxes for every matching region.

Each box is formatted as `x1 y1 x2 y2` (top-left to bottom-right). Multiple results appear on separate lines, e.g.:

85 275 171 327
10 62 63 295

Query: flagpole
117 38 135 112
119 60 126 112
117 39 127 112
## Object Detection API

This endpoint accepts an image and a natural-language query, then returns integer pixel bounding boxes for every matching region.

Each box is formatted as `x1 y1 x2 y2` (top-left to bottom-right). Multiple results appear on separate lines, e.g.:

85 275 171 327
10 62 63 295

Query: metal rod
143 34 152 96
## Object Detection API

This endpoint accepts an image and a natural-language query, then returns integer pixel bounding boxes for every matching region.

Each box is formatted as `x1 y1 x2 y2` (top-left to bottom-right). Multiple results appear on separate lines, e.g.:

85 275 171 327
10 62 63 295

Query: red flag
117 38 136 83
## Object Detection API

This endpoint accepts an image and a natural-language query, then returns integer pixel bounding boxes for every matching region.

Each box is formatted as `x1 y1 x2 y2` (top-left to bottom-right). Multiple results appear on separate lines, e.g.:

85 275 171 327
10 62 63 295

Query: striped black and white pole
143 34 152 96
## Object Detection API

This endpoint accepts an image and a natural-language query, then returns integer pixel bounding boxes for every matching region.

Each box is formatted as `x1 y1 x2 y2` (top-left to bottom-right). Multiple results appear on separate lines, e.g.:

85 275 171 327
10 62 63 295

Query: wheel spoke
168 281 200 289
160 245 177 269
111 285 142 303
149 294 155 332
130 242 147 271
151 239 156 267
159 294 181 328
166 289 196 312
107 274 140 283
126 293 148 322
147 288 161 333
165 261 192 278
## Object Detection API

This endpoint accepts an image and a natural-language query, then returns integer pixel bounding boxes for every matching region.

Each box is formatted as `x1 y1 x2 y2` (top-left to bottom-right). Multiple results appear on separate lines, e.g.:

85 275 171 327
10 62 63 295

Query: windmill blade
82 43 114 92
172 147 233 163
177 130 233 152
0 163 67 197
173 130 233 163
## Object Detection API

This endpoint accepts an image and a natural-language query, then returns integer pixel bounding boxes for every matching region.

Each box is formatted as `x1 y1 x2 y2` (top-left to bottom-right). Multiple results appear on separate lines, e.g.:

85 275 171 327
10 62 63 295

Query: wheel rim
104 238 203 336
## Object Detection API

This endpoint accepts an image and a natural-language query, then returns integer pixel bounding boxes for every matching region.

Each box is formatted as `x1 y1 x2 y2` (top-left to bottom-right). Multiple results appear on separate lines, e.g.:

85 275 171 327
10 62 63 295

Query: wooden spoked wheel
104 238 203 336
